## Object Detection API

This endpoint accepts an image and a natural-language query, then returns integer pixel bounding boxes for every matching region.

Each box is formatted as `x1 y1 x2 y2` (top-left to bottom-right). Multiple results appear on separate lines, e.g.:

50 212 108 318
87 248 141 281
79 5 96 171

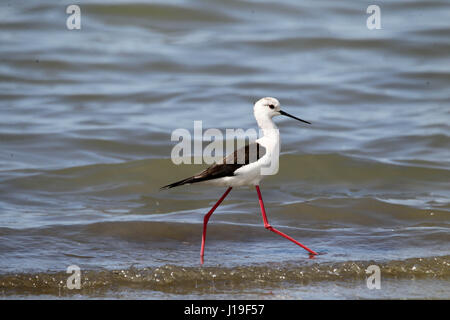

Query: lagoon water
0 0 449 298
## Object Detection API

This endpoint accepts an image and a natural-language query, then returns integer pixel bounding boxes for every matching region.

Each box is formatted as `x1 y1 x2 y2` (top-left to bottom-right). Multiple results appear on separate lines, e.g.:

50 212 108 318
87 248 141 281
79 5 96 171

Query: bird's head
253 97 310 124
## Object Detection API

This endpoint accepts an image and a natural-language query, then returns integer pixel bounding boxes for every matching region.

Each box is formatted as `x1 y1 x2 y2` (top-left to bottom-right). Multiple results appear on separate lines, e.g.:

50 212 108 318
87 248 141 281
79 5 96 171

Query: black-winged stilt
162 97 318 264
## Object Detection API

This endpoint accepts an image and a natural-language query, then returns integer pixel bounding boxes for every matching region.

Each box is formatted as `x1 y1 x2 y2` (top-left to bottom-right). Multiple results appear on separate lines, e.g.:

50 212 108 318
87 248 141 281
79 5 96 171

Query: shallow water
0 0 449 299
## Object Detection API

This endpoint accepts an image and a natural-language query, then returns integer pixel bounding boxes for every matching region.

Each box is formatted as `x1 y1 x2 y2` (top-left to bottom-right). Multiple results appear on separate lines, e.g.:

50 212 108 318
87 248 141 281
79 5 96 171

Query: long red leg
255 185 318 255
200 187 232 264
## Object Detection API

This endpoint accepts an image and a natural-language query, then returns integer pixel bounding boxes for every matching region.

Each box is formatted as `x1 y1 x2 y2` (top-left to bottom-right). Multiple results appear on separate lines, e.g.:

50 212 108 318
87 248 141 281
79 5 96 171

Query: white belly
201 173 264 187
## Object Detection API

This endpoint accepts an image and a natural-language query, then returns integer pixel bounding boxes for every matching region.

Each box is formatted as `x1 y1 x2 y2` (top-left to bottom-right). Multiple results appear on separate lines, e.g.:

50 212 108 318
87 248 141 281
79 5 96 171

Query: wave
1 255 448 296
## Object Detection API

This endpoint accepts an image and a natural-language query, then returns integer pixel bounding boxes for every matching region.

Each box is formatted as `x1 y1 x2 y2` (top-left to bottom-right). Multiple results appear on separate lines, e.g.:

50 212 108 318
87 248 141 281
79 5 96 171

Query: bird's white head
253 97 311 129
253 97 281 119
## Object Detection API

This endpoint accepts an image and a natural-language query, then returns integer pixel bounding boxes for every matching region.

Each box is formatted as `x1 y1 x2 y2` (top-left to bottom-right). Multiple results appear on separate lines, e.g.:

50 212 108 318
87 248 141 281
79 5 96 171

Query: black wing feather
160 143 265 189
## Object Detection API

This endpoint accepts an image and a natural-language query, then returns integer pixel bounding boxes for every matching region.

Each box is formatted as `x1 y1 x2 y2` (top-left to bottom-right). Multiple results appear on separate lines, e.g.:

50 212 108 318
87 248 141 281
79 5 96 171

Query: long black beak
279 110 311 125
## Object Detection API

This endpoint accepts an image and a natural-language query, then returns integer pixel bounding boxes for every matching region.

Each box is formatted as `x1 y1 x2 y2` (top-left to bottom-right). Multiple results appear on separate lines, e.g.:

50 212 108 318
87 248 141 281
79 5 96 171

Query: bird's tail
160 176 196 190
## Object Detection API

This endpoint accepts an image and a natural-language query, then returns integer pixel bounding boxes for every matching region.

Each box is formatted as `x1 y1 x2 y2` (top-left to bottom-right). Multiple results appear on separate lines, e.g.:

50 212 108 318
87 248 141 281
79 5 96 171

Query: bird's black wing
160 143 265 189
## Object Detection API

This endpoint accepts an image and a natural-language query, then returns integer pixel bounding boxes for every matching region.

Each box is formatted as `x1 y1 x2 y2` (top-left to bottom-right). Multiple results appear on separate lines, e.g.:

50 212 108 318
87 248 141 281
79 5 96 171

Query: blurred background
0 0 449 298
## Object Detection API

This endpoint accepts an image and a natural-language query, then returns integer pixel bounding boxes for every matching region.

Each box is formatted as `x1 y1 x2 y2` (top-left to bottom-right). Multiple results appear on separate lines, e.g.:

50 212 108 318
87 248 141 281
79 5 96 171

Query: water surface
0 0 449 299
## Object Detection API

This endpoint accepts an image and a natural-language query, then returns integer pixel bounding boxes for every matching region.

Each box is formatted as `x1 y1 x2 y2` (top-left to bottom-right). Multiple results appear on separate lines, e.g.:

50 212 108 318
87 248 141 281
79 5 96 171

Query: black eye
269 104 275 109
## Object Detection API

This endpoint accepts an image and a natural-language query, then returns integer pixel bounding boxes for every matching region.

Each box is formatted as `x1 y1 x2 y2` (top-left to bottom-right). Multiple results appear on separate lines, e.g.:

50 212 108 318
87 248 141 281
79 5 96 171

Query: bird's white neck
253 112 280 176
255 114 280 149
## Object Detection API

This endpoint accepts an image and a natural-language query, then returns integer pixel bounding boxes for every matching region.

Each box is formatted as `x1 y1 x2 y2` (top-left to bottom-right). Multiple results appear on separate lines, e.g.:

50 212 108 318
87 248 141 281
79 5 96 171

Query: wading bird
162 97 318 264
